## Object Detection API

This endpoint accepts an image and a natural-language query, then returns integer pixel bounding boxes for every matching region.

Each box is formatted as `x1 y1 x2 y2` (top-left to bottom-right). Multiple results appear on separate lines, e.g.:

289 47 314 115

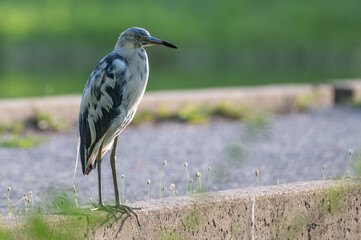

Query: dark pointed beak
147 36 178 49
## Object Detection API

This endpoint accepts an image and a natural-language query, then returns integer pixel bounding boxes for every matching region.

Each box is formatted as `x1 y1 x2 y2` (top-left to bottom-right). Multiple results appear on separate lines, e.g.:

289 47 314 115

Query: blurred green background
0 0 360 98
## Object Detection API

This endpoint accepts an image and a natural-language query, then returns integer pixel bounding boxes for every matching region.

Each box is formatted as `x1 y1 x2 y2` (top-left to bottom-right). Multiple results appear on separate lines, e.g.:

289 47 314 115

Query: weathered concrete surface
0 84 333 124
93 179 361 240
139 84 333 114
0 95 81 124
3 179 359 239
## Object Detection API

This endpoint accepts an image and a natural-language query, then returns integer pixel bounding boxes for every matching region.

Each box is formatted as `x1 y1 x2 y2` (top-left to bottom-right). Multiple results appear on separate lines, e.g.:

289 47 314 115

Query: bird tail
79 137 96 175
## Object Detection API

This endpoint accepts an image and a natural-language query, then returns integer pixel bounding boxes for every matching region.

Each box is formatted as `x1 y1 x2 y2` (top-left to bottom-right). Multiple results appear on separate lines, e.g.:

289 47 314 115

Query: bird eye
137 35 141 40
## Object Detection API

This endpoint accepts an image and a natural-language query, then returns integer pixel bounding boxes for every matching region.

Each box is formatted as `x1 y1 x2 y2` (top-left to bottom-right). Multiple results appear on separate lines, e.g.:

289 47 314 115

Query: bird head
117 27 177 49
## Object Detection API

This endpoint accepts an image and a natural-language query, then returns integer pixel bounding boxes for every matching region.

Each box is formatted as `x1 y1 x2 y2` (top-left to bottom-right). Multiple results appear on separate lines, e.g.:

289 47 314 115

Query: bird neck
114 42 144 58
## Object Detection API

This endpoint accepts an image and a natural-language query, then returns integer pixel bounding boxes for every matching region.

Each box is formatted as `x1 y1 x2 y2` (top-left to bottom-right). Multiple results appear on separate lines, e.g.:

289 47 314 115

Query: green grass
0 62 358 99
0 72 86 98
0 122 47 148
33 111 69 132
0 161 212 238
132 102 251 125
1 0 360 47
0 122 24 135
0 0 360 98
0 187 110 240
0 134 46 149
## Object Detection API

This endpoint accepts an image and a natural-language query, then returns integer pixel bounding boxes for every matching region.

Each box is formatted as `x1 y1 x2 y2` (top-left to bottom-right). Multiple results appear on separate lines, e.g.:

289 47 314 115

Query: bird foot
91 203 141 227
110 204 142 227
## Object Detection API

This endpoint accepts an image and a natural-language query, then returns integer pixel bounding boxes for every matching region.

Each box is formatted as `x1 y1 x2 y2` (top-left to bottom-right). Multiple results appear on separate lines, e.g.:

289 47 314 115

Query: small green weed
206 167 211 192
317 182 348 215
243 113 271 141
255 169 259 186
182 210 202 231
295 94 315 111
195 171 202 193
223 144 245 166
121 174 125 203
273 210 309 240
0 121 47 149
156 104 174 119
0 134 46 148
147 179 151 200
158 229 182 240
189 178 194 194
230 215 242 240
131 102 252 125
212 102 250 120
169 184 176 197
0 122 25 135
350 149 361 176
178 104 211 124
322 165 327 180
159 160 167 198
3 187 33 217
132 111 155 125
33 111 69 132
221 112 272 186
184 162 189 195
1 186 113 239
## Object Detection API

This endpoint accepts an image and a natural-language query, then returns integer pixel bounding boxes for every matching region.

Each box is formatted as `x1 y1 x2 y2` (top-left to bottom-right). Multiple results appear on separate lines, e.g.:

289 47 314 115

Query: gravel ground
1 106 361 212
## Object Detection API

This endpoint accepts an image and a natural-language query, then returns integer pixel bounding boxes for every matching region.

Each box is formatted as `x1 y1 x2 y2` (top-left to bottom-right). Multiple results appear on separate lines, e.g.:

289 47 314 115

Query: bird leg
110 136 142 227
91 138 141 227
92 143 114 214
110 136 121 207
97 143 105 207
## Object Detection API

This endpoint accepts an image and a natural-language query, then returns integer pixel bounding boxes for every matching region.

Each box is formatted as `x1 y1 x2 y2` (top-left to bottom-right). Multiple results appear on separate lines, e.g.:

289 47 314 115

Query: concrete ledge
97 179 361 239
0 95 81 124
0 84 334 124
140 84 333 114
2 179 360 239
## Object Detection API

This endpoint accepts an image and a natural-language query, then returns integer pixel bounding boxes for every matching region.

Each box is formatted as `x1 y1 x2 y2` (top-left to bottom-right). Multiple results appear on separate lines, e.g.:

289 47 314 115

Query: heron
78 27 177 225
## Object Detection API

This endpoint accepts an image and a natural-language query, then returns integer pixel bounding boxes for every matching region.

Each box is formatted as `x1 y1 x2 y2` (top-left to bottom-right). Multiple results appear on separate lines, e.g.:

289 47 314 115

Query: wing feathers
79 52 127 174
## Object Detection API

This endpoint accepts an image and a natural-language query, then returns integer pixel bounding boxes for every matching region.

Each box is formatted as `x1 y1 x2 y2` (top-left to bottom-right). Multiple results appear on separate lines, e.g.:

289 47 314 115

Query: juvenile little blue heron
78 27 177 225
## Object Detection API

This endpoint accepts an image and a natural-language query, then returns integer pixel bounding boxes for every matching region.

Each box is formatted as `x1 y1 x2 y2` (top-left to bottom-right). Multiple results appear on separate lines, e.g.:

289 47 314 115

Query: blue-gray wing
79 52 128 174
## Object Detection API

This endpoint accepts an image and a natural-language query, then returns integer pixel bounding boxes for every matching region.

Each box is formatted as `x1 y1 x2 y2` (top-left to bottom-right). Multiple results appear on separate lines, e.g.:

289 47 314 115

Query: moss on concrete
317 181 348 215
273 210 309 240
158 229 182 240
182 210 202 231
